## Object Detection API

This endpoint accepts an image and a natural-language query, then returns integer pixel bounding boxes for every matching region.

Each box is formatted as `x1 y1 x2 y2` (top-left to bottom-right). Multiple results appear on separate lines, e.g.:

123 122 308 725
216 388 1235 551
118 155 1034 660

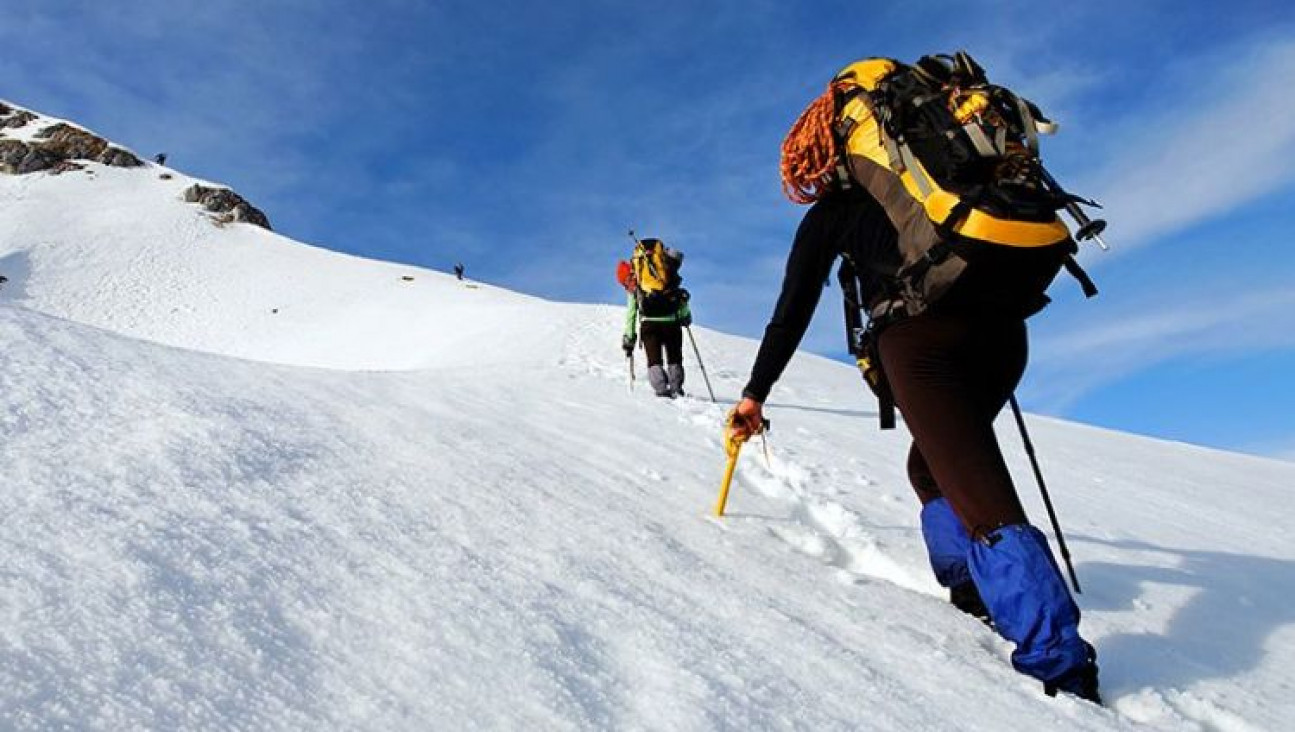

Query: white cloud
1025 286 1295 410
1079 38 1295 255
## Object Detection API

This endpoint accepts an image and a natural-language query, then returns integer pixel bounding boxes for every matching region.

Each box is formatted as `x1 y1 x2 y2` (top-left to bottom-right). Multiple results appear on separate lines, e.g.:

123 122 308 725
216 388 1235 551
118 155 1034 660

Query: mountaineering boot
667 363 686 398
968 524 1098 700
647 364 672 397
1044 642 1102 705
949 581 991 625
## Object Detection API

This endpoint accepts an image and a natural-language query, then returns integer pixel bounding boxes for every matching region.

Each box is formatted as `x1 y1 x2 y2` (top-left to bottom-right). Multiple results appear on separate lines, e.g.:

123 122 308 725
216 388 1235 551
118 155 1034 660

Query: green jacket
624 291 691 340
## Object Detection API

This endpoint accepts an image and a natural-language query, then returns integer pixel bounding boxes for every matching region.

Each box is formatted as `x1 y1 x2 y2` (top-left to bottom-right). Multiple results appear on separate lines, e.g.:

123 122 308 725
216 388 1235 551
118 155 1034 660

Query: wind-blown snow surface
2 103 1294 730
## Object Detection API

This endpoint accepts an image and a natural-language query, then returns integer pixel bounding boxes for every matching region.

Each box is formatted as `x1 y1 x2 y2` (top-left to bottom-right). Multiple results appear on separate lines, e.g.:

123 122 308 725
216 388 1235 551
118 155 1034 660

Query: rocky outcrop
33 123 142 168
0 115 142 173
2 109 37 129
183 184 272 230
0 139 60 174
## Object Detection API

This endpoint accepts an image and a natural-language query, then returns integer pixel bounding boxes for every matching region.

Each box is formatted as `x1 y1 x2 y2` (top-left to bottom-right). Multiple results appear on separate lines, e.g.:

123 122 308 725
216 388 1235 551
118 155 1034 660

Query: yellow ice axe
713 413 768 517
714 442 743 517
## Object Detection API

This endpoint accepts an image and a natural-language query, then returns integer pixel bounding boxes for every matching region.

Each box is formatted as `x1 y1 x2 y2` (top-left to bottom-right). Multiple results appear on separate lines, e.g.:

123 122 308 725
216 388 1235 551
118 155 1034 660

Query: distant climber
153 152 167 165
619 236 691 398
454 263 465 281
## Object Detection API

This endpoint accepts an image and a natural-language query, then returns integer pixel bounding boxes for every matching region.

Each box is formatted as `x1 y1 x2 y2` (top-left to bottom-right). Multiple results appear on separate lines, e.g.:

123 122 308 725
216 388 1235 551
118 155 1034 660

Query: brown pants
879 309 1029 539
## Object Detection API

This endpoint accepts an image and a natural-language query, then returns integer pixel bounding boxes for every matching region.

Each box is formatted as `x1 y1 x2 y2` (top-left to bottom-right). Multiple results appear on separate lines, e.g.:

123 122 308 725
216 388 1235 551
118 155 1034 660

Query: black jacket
742 186 899 402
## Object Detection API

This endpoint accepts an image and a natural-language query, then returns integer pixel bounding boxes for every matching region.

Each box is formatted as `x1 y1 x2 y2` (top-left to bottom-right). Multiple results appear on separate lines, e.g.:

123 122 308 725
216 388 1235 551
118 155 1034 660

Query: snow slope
0 104 542 371
2 102 1294 731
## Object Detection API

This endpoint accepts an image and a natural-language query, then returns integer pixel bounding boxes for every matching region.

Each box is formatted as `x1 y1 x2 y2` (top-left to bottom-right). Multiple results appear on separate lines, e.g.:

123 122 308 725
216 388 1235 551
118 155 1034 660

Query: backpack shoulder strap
838 257 897 430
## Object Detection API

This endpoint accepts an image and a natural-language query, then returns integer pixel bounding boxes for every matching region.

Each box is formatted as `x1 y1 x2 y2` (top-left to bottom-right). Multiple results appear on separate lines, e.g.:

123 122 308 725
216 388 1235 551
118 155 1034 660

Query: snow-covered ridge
2 101 271 228
0 101 545 371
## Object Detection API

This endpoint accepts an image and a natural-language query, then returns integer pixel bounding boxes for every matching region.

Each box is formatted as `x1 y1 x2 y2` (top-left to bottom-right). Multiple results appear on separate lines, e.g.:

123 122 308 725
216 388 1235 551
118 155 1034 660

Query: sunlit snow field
2 102 1293 731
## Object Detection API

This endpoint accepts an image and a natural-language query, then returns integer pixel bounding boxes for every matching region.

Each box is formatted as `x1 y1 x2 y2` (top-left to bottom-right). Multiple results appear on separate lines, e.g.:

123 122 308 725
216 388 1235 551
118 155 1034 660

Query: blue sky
3 0 1293 459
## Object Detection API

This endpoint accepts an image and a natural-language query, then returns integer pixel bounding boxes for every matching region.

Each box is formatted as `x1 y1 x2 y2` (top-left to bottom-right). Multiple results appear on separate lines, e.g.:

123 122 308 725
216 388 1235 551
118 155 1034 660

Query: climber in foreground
726 52 1103 703
618 236 691 398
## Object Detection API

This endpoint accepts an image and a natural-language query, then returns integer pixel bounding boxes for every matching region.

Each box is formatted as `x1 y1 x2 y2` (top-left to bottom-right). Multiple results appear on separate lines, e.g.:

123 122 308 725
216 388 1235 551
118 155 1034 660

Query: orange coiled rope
779 81 853 204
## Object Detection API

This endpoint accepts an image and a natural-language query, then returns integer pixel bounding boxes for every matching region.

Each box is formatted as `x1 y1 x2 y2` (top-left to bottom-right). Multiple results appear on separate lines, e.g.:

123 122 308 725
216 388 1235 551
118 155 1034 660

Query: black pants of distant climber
640 320 685 397
878 308 1029 538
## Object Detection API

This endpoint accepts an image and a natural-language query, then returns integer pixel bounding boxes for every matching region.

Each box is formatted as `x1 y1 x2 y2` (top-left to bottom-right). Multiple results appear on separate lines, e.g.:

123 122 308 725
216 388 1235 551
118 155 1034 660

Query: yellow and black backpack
632 238 675 295
631 238 686 317
800 52 1109 428
828 51 1100 319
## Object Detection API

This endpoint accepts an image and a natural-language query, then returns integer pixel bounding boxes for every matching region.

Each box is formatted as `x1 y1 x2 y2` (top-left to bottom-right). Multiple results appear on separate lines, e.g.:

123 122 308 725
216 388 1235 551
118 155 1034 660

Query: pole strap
1063 255 1098 298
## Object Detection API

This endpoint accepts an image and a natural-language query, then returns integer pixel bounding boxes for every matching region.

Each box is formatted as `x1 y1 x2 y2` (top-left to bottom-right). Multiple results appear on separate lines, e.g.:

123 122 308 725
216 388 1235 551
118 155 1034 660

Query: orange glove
725 398 767 455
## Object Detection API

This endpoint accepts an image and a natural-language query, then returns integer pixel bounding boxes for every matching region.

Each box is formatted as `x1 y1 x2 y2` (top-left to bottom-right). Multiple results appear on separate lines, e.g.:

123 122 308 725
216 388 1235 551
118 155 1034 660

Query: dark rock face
34 123 142 168
50 160 86 175
0 139 60 174
34 123 108 160
98 146 143 167
0 116 142 173
2 110 37 129
182 184 272 230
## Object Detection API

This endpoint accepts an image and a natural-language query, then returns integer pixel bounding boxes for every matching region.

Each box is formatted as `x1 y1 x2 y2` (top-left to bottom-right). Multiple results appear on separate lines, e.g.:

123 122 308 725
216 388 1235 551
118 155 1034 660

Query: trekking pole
684 326 717 403
627 353 635 393
1009 395 1082 594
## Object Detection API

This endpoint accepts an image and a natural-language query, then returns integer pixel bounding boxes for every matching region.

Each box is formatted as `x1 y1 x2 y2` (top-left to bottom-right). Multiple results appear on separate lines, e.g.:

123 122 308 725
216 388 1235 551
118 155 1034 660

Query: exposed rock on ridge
183 184 272 230
0 107 142 173
33 123 143 168
0 139 60 175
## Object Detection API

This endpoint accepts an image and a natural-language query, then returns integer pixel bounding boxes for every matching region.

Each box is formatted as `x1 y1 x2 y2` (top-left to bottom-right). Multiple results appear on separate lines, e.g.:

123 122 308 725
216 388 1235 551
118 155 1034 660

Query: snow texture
2 101 1294 731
